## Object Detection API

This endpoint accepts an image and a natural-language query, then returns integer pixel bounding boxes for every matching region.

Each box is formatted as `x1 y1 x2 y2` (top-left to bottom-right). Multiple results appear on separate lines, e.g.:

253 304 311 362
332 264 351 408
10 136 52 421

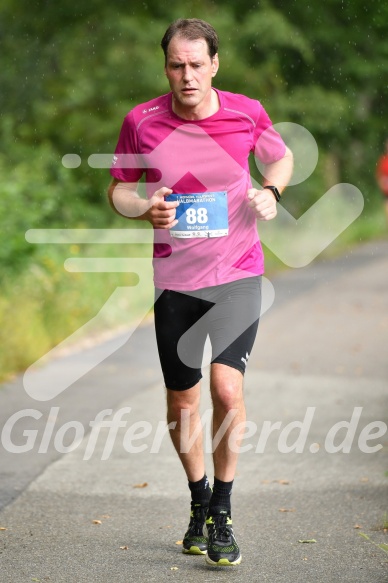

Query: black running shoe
182 502 208 555
205 507 241 566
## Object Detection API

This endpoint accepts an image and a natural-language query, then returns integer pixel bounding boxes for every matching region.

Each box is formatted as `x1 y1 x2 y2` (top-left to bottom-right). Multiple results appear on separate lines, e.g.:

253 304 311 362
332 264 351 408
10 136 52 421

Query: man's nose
182 65 193 81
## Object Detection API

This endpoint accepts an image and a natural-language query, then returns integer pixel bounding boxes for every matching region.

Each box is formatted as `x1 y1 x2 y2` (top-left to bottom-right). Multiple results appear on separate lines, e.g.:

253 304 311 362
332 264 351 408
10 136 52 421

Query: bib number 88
186 207 208 225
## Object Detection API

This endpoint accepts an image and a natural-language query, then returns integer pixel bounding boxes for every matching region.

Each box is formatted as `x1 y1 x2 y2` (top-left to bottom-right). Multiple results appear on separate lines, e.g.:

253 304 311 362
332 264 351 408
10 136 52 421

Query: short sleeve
253 103 286 165
110 112 145 183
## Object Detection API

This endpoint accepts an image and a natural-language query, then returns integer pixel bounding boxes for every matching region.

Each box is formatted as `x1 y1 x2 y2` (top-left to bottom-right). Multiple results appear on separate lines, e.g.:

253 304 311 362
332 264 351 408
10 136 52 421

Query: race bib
166 191 228 238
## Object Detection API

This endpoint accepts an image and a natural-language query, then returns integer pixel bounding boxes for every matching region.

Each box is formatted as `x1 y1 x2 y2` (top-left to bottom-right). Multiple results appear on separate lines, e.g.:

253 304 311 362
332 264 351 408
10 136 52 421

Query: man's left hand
247 188 278 221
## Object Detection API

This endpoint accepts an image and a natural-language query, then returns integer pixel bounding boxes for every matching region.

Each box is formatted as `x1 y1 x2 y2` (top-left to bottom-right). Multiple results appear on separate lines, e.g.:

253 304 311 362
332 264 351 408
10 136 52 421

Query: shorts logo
241 352 250 366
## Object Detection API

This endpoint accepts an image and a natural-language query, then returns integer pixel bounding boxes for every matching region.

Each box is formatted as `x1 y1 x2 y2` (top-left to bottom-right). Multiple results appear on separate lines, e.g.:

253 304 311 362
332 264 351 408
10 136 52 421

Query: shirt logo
142 106 159 114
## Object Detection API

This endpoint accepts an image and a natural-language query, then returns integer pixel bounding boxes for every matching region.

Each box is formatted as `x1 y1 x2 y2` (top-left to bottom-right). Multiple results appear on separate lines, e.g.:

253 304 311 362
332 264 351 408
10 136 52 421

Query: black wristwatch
263 185 281 202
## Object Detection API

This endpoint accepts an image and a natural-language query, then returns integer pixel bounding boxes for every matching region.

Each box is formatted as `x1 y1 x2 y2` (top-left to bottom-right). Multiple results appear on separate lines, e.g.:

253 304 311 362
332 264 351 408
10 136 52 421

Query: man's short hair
161 18 219 63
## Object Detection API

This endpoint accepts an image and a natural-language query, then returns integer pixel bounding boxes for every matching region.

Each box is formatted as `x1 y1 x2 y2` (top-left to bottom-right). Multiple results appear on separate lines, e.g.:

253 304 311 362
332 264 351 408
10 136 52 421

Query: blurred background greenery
1 0 387 380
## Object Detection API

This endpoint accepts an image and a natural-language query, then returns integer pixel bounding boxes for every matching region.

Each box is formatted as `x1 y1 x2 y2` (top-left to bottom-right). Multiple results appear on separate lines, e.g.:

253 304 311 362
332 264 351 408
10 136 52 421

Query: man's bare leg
166 382 205 482
167 382 211 556
205 363 244 566
210 363 246 481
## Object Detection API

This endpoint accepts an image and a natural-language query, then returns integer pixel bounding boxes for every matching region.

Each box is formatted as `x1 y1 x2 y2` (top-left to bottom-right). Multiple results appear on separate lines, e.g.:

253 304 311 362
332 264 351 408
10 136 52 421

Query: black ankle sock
188 474 212 505
208 477 233 513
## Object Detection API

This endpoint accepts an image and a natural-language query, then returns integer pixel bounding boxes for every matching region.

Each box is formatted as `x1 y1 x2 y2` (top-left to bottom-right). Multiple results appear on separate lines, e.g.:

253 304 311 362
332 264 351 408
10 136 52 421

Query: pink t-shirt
110 88 286 291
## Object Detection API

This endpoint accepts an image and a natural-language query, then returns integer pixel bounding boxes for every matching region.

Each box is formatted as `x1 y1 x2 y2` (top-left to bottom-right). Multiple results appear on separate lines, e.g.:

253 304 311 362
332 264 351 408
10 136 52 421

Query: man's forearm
108 181 150 220
262 146 294 194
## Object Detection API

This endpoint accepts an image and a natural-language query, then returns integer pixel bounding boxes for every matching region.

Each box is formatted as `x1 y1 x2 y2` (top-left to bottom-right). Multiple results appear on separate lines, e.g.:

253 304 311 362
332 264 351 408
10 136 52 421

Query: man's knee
210 368 244 412
212 387 243 413
166 385 200 419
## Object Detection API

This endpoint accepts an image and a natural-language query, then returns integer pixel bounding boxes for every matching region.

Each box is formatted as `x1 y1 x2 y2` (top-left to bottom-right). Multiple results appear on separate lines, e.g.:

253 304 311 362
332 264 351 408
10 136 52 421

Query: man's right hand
145 187 179 229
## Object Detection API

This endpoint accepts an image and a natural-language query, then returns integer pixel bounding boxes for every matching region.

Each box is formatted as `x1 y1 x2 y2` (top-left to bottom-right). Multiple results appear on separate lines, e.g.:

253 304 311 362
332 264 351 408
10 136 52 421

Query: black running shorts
154 276 261 391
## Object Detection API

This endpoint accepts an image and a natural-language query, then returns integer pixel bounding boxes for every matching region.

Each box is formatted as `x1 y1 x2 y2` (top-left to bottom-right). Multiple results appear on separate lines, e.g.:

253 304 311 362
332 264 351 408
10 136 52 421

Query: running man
108 18 293 566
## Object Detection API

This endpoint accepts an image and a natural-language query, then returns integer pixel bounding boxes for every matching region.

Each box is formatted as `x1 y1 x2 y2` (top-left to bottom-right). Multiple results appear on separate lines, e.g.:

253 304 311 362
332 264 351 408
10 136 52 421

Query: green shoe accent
206 554 242 566
182 502 208 555
205 508 241 566
182 544 206 555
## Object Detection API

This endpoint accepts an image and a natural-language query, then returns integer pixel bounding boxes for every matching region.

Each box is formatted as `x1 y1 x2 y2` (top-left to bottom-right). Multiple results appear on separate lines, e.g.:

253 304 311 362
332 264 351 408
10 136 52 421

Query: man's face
165 36 219 116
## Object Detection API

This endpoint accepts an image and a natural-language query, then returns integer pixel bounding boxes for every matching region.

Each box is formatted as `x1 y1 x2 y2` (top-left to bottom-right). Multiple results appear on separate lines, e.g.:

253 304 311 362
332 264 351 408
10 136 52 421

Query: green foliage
1 1 387 222
0 238 152 381
0 125 106 273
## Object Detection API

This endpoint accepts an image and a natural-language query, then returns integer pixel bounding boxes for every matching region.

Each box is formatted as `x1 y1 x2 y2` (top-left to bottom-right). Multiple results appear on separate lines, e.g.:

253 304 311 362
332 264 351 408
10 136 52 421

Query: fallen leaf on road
274 479 290 485
170 566 178 570
133 482 148 488
279 508 295 513
119 546 129 550
298 539 317 543
92 520 102 525
0 527 7 531
354 524 362 529
175 540 183 545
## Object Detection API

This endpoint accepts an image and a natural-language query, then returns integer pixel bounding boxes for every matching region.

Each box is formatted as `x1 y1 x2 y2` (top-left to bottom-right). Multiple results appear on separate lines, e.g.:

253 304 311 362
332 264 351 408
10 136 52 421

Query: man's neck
172 88 220 121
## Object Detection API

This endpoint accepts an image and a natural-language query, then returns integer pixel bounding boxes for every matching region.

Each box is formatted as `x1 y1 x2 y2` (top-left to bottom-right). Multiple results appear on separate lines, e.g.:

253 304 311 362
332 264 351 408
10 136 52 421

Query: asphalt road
0 240 387 582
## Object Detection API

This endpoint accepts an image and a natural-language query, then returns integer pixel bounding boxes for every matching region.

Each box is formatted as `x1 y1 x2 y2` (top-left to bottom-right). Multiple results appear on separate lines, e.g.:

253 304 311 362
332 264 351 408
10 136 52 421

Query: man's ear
211 53 219 77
